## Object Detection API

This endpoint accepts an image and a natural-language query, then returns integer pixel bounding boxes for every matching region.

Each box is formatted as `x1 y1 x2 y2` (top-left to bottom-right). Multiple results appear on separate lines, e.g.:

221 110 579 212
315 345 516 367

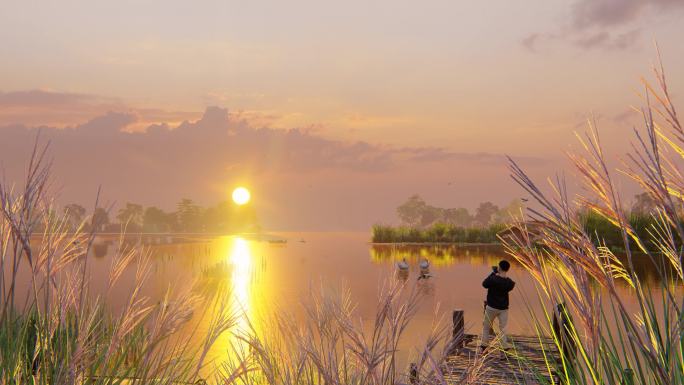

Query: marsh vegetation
2 57 683 385
372 223 506 244
500 57 684 384
56 198 259 234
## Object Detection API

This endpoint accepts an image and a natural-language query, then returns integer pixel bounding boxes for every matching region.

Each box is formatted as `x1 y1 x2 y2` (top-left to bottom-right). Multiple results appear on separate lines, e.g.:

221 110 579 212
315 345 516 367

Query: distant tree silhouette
64 197 259 234
143 206 174 232
632 192 657 214
92 208 110 232
419 205 443 227
64 203 86 231
492 199 524 223
396 196 519 228
203 200 234 232
474 202 499 226
177 198 202 232
442 207 472 227
397 195 428 226
117 203 144 230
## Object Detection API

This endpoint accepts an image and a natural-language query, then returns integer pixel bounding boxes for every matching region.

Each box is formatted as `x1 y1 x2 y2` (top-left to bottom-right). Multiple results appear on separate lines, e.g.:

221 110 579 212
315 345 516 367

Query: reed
226 282 465 385
372 223 506 244
503 52 684 384
0 139 242 384
579 210 683 252
0 140 473 384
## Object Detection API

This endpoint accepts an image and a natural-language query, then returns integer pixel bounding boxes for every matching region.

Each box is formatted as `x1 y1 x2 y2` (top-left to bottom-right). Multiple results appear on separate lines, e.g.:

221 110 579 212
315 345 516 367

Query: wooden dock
441 333 560 384
410 306 573 385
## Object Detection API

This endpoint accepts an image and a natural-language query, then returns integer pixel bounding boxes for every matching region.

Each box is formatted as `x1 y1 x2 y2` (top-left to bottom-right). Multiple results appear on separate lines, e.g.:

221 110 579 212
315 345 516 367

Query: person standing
480 260 515 351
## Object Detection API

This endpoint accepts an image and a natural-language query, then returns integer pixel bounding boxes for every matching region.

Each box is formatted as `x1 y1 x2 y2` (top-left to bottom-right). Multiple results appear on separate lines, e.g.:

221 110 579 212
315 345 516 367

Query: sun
232 187 251 205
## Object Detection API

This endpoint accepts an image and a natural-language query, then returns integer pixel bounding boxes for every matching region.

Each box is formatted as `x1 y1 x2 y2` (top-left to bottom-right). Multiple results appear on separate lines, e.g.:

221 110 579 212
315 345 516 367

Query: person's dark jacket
483 272 515 310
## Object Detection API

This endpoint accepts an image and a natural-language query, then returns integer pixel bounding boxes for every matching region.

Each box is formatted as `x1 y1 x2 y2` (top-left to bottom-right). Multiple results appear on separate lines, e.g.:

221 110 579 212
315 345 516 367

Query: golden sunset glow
229 237 252 322
5 0 684 383
232 187 251 205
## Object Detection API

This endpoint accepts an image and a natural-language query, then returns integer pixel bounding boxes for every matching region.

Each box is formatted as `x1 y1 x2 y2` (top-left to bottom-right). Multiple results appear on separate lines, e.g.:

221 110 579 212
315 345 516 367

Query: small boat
397 259 409 271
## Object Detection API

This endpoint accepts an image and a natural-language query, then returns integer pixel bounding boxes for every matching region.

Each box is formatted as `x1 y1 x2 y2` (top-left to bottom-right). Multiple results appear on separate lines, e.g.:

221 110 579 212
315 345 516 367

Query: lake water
14 231 668 377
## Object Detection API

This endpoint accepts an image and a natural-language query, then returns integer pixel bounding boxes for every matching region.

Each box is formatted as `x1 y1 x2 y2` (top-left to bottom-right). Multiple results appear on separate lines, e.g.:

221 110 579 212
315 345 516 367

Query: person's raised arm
482 273 495 288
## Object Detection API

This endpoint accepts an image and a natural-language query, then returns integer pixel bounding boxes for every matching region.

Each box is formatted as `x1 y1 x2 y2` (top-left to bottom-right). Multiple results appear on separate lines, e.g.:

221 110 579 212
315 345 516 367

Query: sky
1 0 683 230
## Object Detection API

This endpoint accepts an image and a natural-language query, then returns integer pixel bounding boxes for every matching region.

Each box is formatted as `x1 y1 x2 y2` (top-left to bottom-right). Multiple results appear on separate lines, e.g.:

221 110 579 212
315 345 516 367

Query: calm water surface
18 231 668 376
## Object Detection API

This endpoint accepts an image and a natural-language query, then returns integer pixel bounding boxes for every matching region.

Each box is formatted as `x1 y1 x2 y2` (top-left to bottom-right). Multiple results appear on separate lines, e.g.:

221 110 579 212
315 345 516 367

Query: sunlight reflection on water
229 237 252 334
21 232 677 382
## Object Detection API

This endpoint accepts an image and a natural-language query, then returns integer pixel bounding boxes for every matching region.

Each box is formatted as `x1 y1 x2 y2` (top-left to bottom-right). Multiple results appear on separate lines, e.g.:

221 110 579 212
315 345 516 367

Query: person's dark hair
498 260 511 272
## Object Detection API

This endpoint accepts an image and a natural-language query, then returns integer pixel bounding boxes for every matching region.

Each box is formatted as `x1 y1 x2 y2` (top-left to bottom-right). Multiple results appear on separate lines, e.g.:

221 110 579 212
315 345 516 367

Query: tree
397 195 427 227
492 199 524 224
443 207 472 227
632 192 656 214
143 206 173 232
202 200 232 233
474 202 500 226
117 203 144 229
419 205 443 227
64 203 86 230
177 198 202 232
92 208 110 232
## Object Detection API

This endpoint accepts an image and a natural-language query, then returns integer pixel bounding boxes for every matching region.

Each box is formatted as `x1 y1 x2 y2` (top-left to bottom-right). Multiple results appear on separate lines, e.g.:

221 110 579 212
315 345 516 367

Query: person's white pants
481 305 509 347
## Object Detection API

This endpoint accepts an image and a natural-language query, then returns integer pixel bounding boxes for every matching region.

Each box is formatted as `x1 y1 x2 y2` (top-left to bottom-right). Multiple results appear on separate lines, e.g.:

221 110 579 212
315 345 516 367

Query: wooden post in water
452 309 464 341
447 309 465 354
552 302 577 362
409 362 418 384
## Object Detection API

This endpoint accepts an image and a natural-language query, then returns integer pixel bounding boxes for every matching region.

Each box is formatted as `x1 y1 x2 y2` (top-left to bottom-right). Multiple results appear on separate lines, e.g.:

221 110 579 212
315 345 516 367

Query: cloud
0 103 548 230
612 108 640 125
0 89 120 126
573 29 641 50
0 89 108 107
521 33 541 53
404 148 541 165
1 106 520 176
571 0 682 29
522 0 683 52
0 89 198 129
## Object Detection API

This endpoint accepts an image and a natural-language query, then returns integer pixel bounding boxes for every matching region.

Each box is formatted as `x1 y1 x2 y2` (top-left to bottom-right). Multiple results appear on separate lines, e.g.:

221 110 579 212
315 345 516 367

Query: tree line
395 193 661 229
396 195 524 228
375 193 669 247
57 198 258 233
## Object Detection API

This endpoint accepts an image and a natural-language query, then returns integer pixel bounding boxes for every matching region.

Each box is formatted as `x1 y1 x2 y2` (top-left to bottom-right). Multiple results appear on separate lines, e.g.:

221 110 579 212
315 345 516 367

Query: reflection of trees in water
196 260 232 296
396 269 409 283
417 280 435 296
370 244 507 267
371 244 667 286
623 256 674 287
92 241 111 258
89 236 216 265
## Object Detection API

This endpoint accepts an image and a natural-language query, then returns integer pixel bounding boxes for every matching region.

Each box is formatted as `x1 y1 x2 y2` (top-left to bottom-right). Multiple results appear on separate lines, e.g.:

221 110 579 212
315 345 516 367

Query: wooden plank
442 334 560 385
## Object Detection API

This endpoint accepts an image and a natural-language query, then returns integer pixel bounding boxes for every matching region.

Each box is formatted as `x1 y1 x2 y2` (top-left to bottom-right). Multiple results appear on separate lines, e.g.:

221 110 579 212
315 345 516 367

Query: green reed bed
374 212 679 253
372 223 506 244
580 210 683 253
